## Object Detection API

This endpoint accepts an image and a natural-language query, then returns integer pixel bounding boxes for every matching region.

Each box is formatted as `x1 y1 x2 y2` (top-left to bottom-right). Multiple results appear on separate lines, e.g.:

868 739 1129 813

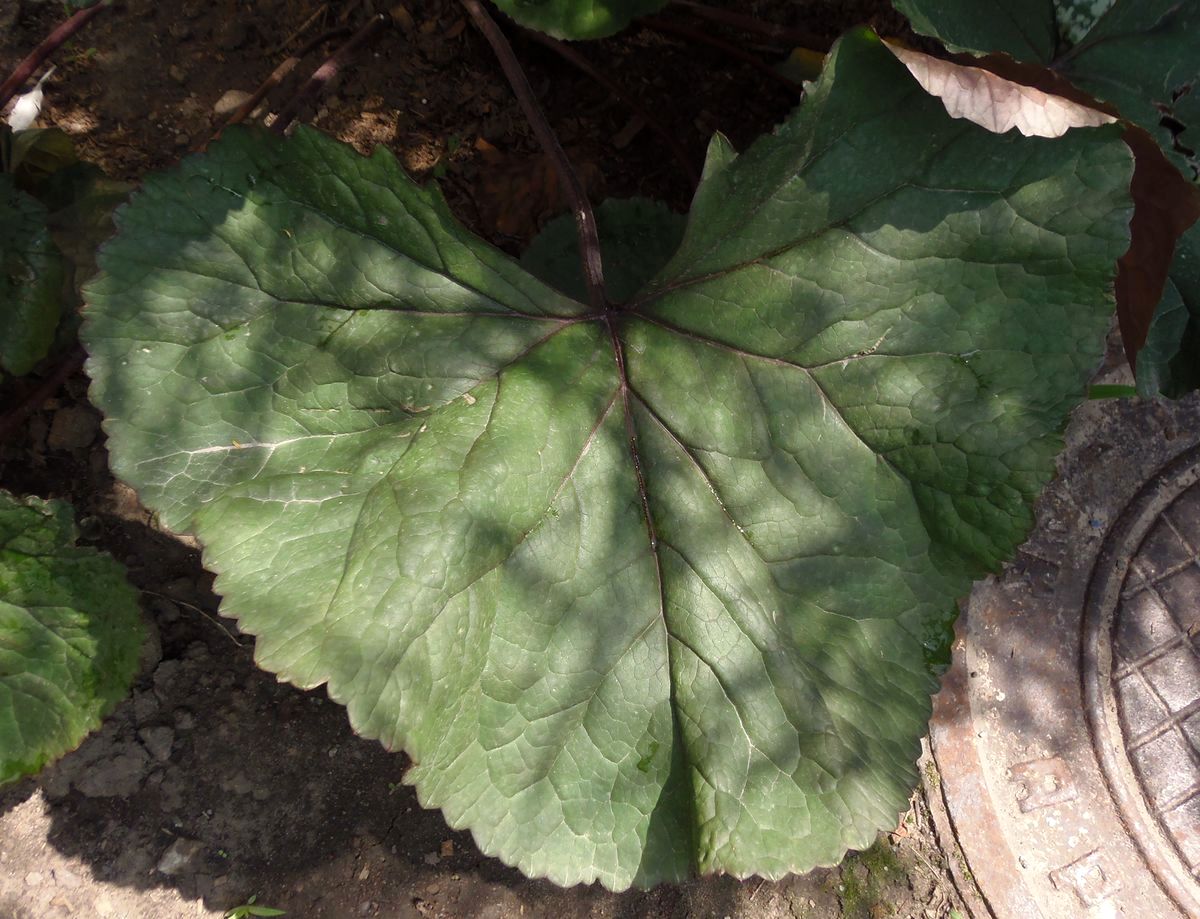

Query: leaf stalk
0 1 109 113
460 0 608 311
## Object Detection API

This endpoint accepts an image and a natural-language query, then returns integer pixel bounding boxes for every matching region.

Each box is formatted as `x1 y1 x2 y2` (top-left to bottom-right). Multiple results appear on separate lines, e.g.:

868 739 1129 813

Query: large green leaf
491 0 666 39
1137 224 1200 397
82 30 1132 888
891 0 1200 179
0 174 65 376
0 491 143 785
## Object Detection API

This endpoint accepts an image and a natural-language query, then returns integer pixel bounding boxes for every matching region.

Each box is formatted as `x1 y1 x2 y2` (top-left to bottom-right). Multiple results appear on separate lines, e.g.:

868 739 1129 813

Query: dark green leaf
82 30 1132 888
0 491 143 785
1137 225 1200 397
0 175 64 376
891 0 1058 60
1087 384 1138 399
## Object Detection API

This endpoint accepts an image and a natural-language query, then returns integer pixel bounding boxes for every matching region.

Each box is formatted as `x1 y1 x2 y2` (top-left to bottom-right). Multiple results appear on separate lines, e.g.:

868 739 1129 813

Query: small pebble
138 725 175 762
212 89 252 118
157 837 204 876
47 406 99 451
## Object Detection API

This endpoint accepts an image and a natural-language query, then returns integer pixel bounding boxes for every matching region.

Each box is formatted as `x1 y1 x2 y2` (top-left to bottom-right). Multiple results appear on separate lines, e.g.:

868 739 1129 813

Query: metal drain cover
926 396 1200 919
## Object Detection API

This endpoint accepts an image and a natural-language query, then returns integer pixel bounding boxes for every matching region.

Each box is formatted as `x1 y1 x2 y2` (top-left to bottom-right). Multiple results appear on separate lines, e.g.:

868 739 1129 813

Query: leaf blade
82 30 1133 888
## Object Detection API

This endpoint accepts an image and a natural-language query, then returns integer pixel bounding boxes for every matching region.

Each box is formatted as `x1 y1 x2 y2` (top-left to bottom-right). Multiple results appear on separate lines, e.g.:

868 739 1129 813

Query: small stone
132 690 159 724
173 708 196 731
157 837 205 876
139 615 163 674
24 871 43 885
47 406 99 451
175 133 189 147
212 89 252 118
423 852 439 866
169 64 187 83
358 866 370 881
154 659 183 699
52 867 81 888
139 726 175 762
77 749 149 797
168 21 191 40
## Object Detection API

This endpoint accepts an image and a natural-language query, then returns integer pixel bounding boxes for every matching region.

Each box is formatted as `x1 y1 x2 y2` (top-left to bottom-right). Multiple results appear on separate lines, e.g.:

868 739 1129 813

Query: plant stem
460 0 608 311
0 346 85 444
272 13 388 135
640 15 804 97
521 28 700 188
670 1 830 51
0 1 109 112
224 57 300 129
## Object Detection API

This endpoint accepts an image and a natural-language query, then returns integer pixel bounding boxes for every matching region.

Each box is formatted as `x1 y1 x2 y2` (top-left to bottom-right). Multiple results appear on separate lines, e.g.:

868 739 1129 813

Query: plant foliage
1138 225 1200 397
892 0 1200 397
0 126 129 378
82 31 1131 888
0 491 142 785
893 0 1199 177
491 0 668 39
0 174 63 377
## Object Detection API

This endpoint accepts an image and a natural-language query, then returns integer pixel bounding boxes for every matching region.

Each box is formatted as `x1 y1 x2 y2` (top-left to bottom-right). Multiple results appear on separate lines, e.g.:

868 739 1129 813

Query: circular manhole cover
1085 457 1200 914
926 397 1200 919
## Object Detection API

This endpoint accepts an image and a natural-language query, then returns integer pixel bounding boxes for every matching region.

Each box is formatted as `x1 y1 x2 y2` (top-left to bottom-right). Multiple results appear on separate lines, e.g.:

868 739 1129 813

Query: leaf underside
892 0 1200 177
82 31 1131 889
0 491 143 785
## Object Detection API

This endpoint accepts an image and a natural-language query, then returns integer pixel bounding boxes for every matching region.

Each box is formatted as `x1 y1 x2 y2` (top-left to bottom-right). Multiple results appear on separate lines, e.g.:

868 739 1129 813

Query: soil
0 1 965 917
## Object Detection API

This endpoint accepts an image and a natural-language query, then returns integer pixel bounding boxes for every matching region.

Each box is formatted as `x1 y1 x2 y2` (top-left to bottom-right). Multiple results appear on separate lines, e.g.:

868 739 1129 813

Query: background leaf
0 491 143 785
890 0 1200 177
0 174 65 377
891 0 1058 60
889 0 1200 389
1137 224 1200 397
490 0 667 39
82 31 1132 889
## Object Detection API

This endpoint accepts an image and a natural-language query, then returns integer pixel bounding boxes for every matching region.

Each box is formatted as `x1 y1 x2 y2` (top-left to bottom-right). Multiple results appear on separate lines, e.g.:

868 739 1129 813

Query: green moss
923 760 941 790
839 839 904 918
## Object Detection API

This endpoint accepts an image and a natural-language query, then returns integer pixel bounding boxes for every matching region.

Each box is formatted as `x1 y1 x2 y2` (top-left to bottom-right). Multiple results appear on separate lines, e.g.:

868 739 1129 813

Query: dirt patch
1 0 963 916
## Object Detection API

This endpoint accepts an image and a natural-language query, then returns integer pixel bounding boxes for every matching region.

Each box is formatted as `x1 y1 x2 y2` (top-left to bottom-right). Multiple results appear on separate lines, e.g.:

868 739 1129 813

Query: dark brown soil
0 2 962 916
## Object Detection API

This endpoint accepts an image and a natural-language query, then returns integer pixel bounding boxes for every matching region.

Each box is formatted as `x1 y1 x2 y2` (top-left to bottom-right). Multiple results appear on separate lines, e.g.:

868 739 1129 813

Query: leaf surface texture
82 32 1132 888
